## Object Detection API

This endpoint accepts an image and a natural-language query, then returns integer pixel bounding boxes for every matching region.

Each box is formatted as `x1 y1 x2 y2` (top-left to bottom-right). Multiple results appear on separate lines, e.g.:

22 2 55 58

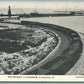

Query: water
21 16 84 33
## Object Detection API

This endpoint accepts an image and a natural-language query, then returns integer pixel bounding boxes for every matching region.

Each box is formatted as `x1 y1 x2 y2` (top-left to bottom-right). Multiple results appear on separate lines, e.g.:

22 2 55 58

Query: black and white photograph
0 0 84 81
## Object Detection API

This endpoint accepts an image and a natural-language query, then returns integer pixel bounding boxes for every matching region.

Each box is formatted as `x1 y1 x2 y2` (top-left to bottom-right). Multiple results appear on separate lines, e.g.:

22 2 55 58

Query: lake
21 16 84 33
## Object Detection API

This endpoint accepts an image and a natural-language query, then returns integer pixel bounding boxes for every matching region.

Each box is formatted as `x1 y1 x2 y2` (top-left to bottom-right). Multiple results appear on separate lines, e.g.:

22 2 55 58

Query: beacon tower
8 6 11 18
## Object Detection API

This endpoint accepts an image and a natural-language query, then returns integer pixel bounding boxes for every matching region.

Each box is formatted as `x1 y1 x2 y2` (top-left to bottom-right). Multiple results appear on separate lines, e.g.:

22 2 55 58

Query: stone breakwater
19 21 83 75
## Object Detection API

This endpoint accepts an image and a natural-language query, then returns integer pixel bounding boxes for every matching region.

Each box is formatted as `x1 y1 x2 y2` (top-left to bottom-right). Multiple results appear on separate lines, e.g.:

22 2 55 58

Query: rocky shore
0 23 57 75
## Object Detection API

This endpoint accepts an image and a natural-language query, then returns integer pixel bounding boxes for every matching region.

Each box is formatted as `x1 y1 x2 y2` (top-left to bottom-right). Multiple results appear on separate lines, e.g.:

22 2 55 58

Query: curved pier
17 21 83 75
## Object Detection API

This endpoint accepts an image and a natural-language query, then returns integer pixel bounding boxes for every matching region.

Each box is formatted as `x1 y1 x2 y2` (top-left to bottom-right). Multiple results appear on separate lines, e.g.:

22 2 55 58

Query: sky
0 0 84 12
0 1 84 10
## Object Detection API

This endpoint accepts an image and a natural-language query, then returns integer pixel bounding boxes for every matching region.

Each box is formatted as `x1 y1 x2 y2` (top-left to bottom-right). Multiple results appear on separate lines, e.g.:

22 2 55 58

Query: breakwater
18 21 83 75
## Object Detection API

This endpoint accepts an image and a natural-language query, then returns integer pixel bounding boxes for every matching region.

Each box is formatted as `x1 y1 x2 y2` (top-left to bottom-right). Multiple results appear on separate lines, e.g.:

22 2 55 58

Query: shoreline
20 21 83 75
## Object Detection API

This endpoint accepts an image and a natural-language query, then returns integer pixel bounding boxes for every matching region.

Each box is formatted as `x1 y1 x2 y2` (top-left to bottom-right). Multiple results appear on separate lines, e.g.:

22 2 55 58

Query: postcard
0 0 84 82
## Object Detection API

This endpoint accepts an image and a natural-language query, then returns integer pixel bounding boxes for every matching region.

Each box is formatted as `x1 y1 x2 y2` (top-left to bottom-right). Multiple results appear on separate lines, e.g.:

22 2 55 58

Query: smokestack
8 5 11 18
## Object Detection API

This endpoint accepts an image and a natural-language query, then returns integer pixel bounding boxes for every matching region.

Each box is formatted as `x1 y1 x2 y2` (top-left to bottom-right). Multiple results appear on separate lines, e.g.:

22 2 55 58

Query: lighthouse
8 6 11 18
